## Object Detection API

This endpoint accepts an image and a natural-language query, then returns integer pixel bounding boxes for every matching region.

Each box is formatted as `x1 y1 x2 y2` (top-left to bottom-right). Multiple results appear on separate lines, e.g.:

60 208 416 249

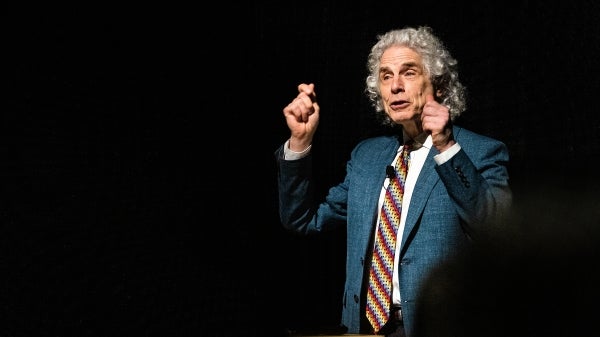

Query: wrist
289 137 312 152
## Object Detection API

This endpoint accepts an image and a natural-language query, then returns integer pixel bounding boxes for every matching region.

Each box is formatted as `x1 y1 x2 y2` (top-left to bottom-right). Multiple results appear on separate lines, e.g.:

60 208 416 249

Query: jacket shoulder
454 125 507 147
352 134 398 153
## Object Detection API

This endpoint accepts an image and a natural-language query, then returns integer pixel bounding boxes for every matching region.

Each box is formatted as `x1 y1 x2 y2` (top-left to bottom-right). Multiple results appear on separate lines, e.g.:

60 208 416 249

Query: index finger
298 83 316 101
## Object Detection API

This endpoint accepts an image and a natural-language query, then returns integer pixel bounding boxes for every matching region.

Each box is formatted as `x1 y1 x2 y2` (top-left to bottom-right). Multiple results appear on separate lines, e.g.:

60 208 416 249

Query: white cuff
433 143 461 165
283 139 312 160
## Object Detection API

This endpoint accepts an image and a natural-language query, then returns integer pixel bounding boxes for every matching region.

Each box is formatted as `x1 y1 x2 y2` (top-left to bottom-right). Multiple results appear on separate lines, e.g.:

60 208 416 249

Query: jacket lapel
399 149 440 252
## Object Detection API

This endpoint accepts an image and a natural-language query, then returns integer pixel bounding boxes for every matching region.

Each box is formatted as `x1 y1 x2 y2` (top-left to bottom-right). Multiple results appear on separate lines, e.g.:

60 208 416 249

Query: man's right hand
282 83 320 152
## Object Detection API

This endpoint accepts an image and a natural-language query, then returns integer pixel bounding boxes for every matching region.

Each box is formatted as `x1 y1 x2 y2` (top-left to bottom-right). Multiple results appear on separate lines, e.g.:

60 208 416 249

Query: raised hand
421 94 455 152
282 83 320 152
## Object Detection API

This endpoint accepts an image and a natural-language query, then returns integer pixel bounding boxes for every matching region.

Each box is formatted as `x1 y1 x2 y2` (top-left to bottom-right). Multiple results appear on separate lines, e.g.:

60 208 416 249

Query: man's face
378 45 434 125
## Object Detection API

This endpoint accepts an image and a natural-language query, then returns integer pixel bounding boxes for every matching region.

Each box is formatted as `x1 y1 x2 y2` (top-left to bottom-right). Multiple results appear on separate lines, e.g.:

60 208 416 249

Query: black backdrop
5 2 600 336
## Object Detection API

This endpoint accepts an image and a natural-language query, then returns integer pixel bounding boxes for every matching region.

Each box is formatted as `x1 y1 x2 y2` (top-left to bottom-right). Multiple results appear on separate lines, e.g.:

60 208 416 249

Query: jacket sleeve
434 134 513 239
274 144 348 235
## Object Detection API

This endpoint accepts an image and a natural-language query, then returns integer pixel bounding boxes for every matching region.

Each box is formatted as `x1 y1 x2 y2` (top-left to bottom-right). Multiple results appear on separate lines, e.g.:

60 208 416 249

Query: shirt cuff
283 139 312 160
433 143 461 165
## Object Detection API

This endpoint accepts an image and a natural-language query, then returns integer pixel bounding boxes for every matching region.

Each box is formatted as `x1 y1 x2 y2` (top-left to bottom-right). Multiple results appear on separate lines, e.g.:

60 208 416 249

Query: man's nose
391 76 404 93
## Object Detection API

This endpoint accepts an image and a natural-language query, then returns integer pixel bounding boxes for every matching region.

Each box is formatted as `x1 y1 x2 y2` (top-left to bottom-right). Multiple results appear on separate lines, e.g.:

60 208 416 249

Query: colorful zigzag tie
366 142 412 333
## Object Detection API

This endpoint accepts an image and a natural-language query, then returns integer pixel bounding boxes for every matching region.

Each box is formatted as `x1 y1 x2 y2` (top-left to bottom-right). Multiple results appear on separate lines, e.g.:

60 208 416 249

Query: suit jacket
275 125 512 335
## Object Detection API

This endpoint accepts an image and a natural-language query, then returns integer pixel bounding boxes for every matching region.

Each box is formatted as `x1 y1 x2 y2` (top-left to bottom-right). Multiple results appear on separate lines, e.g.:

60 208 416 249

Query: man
275 26 512 336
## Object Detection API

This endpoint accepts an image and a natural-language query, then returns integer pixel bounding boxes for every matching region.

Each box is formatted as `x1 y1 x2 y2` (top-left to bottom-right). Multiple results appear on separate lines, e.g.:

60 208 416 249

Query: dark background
4 2 600 336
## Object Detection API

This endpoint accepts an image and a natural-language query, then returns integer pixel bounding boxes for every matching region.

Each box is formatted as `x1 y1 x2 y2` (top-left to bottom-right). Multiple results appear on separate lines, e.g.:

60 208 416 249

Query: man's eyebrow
379 62 420 73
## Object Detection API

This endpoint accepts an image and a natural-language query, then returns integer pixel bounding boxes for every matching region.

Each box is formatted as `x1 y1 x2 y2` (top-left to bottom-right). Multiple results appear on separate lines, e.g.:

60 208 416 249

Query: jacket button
354 295 360 303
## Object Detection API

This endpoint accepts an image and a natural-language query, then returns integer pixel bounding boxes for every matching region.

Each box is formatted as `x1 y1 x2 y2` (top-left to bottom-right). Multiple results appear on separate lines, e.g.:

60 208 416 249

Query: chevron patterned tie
366 142 412 333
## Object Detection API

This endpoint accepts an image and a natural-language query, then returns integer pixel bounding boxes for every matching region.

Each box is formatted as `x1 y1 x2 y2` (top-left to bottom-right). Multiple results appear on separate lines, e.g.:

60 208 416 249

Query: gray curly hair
365 26 467 127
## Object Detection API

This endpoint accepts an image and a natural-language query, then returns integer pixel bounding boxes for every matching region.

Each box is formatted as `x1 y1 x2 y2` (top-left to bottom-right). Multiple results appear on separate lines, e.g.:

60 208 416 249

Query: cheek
423 83 435 96
379 84 389 100
381 91 390 102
